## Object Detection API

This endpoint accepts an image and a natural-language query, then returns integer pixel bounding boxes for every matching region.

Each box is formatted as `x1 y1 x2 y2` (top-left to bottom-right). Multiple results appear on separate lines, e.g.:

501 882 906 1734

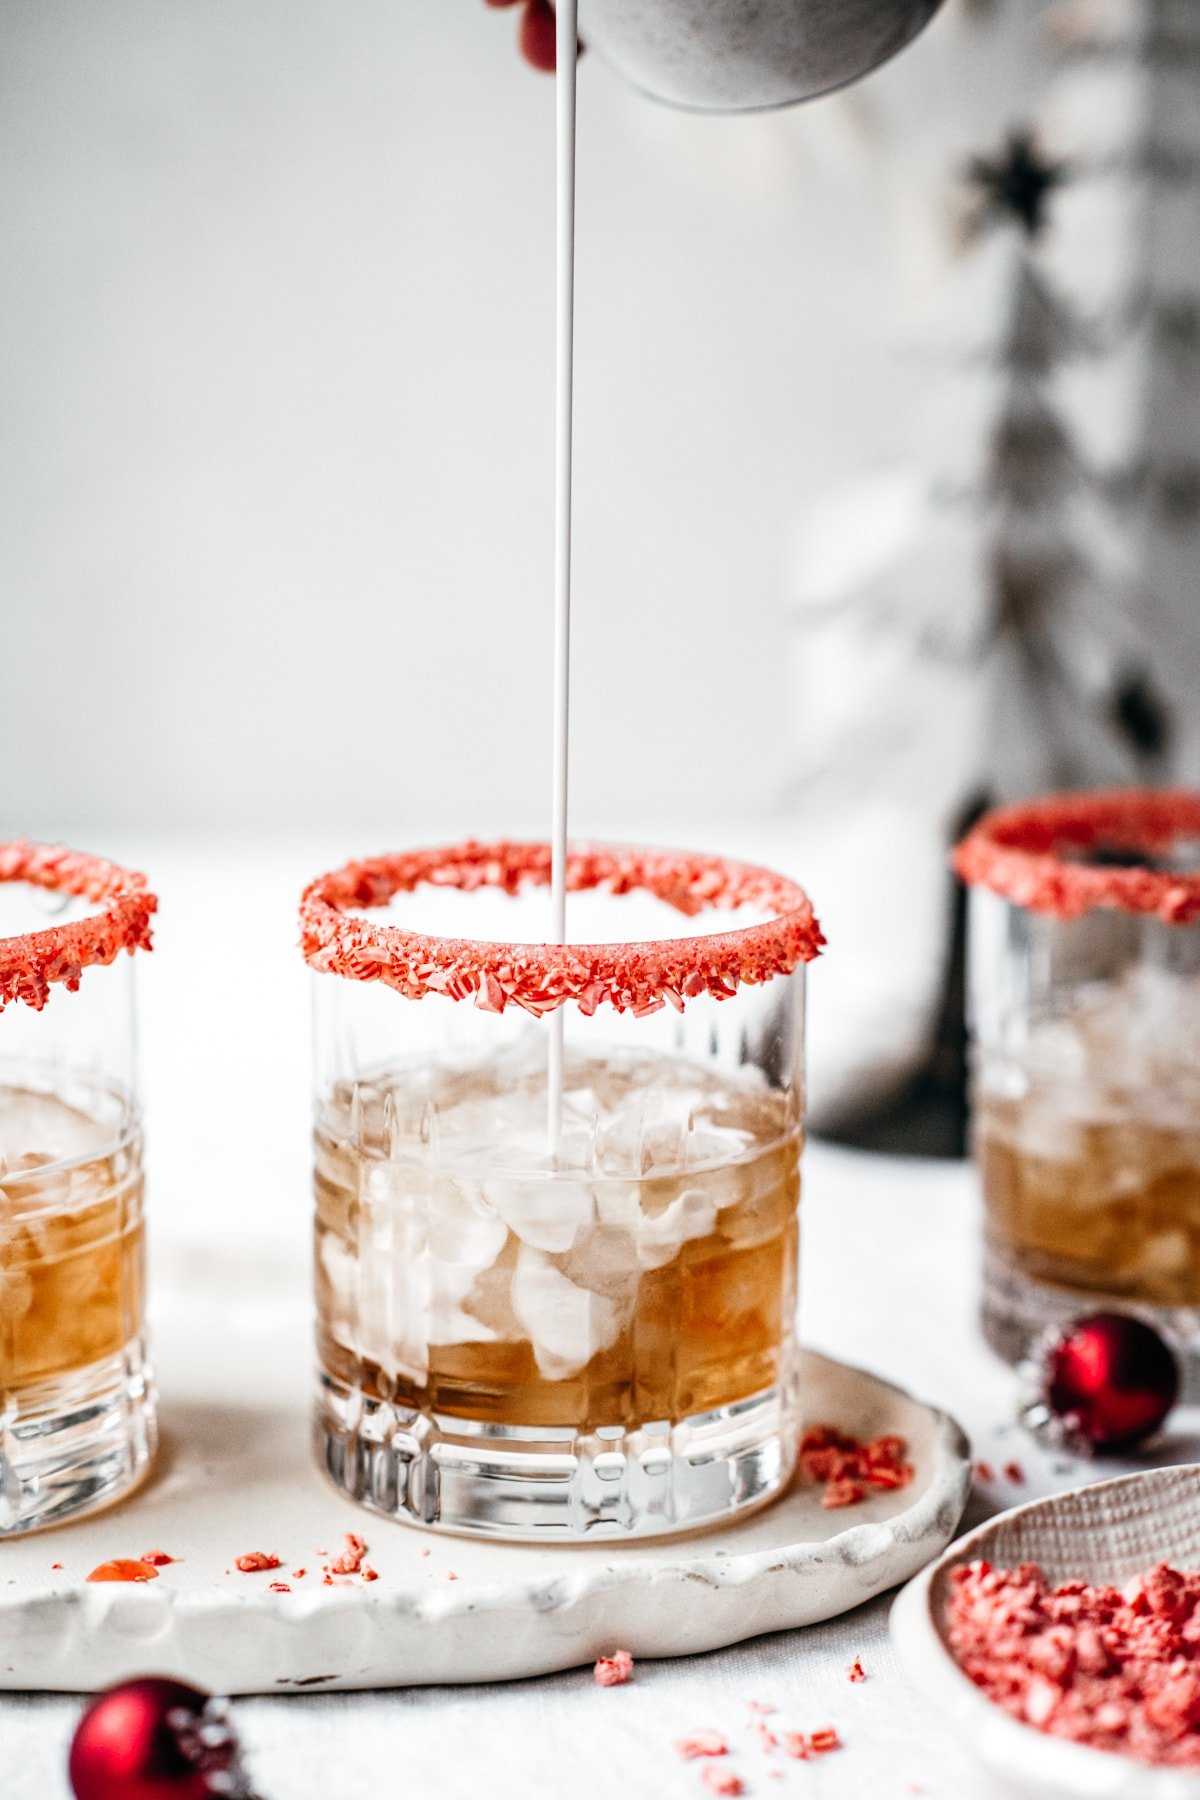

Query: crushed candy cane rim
0 841 157 1012
299 840 824 1017
953 790 1200 924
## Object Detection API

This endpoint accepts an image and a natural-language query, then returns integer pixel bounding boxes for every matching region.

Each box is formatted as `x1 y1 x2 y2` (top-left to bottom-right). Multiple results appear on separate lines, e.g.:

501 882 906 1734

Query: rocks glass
301 841 821 1539
956 792 1200 1366
0 843 157 1533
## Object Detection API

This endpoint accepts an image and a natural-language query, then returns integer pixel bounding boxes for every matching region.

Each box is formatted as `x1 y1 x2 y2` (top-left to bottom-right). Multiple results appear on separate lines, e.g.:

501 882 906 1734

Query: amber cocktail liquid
0 845 156 1534
3 1086 144 1389
316 1052 798 1431
958 792 1200 1367
302 842 821 1540
980 1092 1200 1308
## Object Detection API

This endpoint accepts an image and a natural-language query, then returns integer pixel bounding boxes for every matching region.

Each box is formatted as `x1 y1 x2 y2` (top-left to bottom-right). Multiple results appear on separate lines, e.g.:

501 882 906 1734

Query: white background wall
0 0 1049 841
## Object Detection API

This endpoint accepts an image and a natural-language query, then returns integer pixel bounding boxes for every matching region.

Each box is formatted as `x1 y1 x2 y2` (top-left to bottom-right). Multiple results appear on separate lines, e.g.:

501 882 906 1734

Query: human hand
484 0 583 74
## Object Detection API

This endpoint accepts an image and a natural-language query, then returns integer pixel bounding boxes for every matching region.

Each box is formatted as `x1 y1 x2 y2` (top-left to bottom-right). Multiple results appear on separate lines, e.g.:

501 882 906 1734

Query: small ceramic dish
891 1466 1200 1800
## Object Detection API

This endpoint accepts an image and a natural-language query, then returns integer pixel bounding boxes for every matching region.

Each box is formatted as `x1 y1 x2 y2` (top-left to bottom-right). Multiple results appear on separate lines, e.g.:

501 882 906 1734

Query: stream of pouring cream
548 0 578 1151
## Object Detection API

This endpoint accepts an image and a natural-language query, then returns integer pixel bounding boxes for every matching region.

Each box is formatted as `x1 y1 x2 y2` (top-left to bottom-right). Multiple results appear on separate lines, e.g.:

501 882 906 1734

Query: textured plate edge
1 1350 972 1693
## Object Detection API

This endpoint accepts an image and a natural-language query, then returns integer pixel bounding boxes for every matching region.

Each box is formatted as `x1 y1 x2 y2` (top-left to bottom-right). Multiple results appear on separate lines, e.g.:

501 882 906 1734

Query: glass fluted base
316 1369 799 1541
0 1340 156 1536
982 1240 1200 1385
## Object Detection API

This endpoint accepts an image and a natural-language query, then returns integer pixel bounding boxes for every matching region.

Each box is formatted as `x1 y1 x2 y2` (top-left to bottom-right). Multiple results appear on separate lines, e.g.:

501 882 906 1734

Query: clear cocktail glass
0 843 157 1533
301 841 822 1540
956 791 1200 1367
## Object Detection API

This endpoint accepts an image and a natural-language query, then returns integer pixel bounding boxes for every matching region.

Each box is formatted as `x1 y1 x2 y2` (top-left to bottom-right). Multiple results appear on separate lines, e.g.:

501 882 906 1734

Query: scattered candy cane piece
676 1731 729 1760
86 1560 159 1584
327 1532 368 1576
822 1479 865 1509
699 1769 743 1797
593 1650 634 1687
802 1425 913 1509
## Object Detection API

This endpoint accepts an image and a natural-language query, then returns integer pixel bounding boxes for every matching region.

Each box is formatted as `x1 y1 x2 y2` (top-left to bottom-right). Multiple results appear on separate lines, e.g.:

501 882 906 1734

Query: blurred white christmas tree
789 80 1193 1148
781 0 1199 1147
1042 0 1200 765
789 122 1172 826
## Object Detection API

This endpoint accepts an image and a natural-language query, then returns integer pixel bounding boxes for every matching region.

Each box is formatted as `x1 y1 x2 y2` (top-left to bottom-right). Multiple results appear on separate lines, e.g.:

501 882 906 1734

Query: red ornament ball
1044 1311 1180 1453
69 1678 250 1800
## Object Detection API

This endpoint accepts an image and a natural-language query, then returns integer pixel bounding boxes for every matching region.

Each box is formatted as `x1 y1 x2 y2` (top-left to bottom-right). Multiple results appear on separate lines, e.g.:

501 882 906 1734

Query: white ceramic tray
2 1257 970 1694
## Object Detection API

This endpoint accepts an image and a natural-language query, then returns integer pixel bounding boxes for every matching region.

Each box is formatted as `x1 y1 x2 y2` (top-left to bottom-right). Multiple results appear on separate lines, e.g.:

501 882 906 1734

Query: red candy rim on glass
0 841 157 1012
299 840 824 1017
953 789 1200 923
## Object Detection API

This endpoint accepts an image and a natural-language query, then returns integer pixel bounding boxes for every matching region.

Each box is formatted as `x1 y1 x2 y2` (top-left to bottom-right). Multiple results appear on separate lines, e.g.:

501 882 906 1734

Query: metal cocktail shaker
578 0 945 111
